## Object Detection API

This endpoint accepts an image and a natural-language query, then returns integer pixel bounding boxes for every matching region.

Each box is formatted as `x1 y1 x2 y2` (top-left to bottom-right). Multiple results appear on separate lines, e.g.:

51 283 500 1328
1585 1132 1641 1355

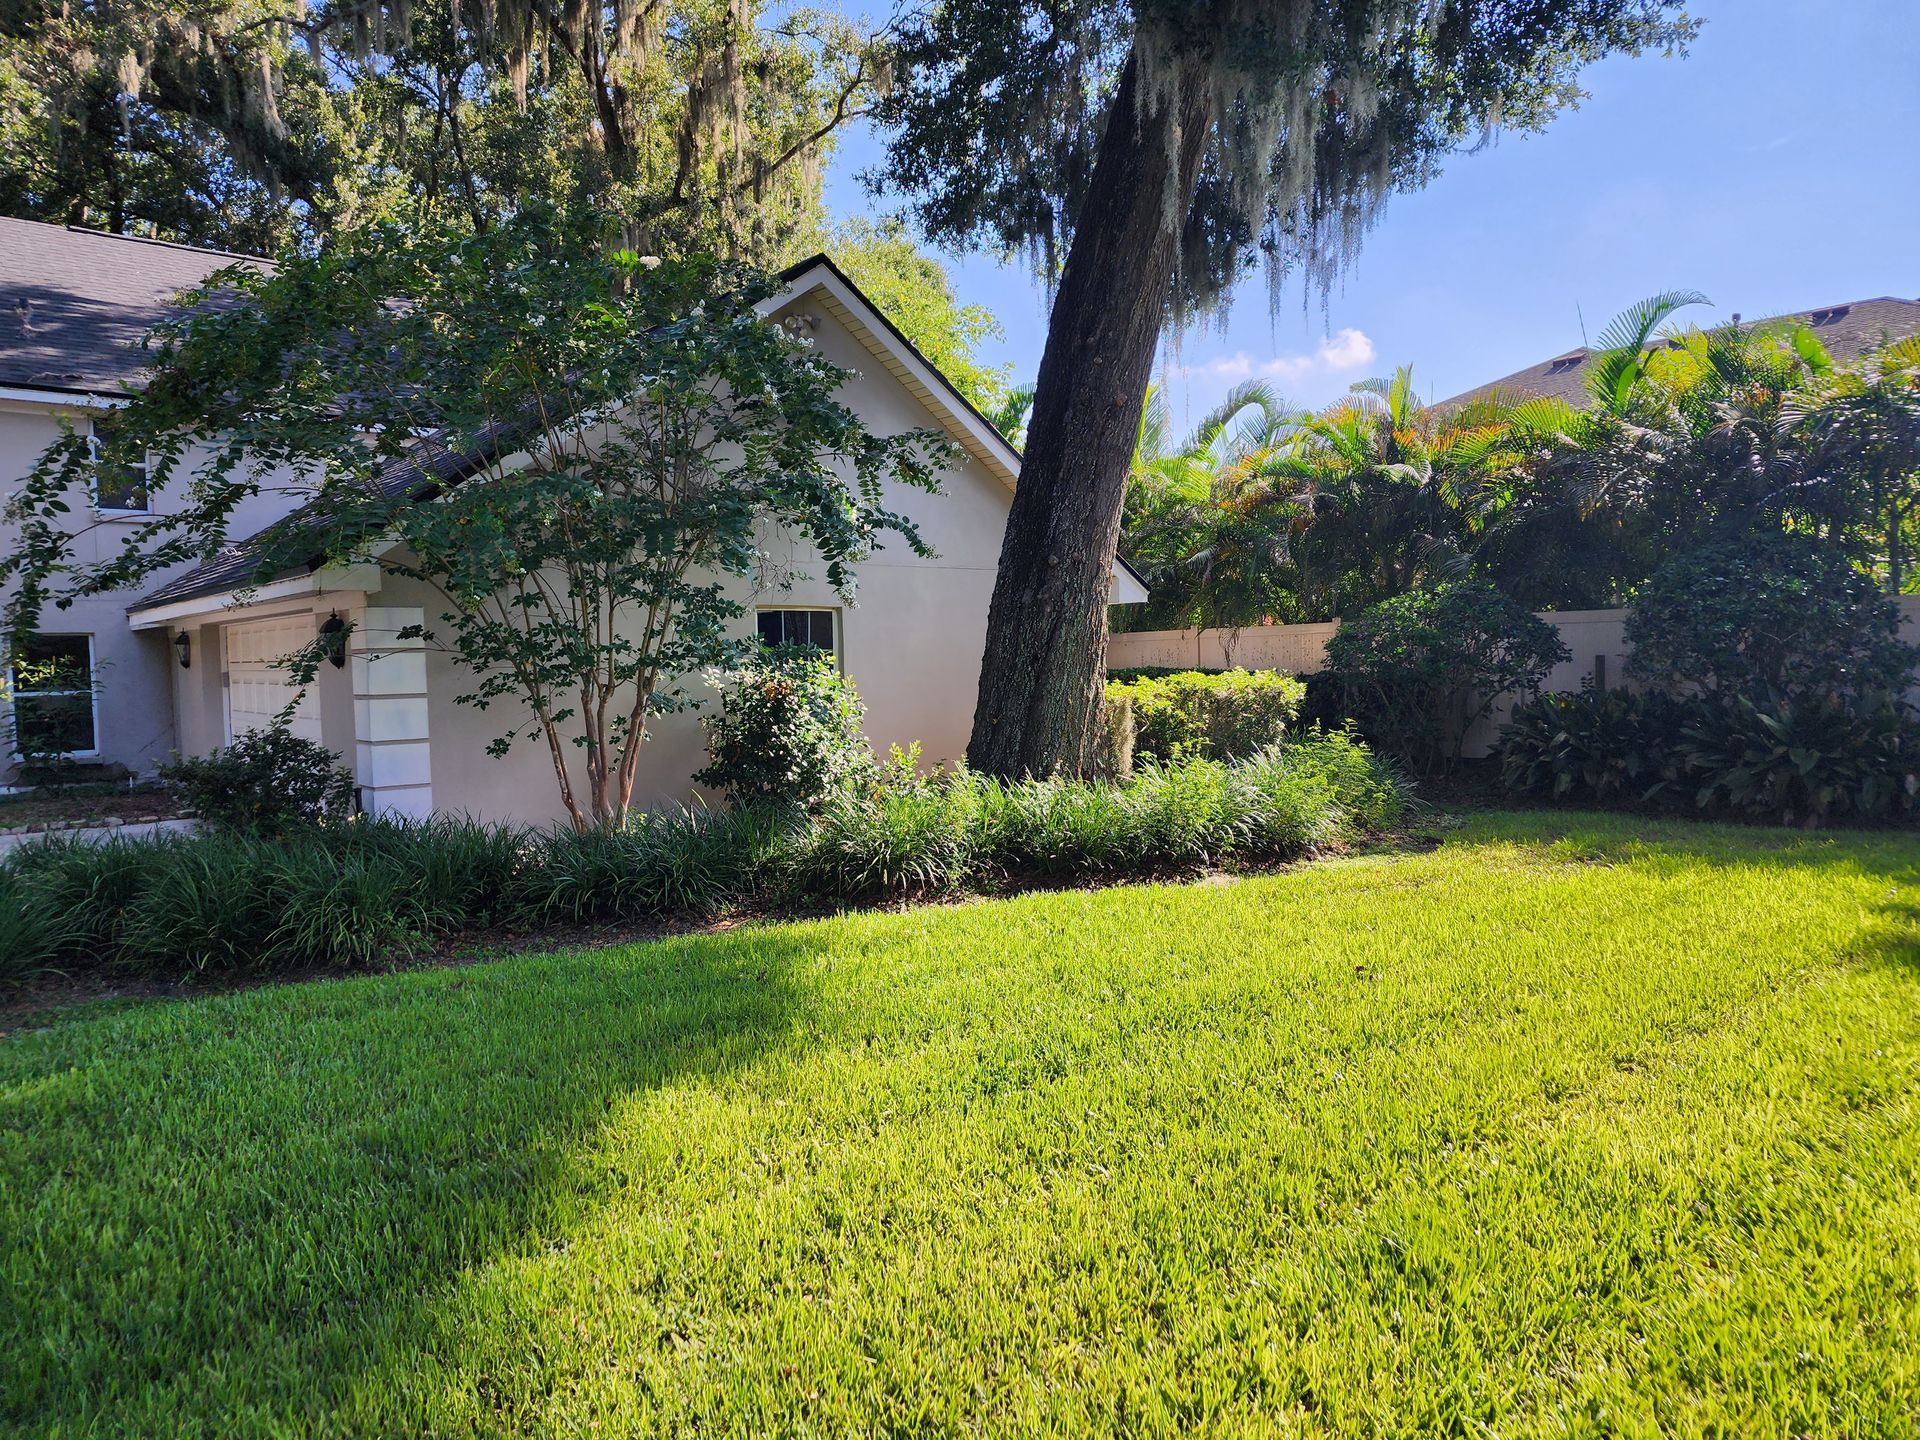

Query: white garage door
224 616 323 744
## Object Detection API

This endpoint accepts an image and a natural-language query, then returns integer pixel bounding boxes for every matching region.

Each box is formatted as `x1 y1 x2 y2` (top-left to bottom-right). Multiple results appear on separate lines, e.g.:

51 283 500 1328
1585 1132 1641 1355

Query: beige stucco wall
1 392 326 782
373 295 1016 826
153 295 1025 826
1109 609 1634 757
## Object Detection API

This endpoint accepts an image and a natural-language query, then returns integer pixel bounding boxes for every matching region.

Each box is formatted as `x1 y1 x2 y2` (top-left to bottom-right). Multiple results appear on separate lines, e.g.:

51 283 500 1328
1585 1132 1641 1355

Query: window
6 635 97 757
756 608 837 654
88 421 151 514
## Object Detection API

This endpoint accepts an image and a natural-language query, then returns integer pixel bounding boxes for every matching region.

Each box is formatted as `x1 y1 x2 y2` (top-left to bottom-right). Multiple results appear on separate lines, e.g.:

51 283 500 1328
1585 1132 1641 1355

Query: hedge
2 736 1403 990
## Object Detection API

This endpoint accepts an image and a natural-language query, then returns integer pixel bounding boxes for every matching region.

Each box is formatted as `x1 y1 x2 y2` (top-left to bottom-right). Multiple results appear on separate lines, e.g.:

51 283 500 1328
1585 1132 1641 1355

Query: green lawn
3 812 1917 1437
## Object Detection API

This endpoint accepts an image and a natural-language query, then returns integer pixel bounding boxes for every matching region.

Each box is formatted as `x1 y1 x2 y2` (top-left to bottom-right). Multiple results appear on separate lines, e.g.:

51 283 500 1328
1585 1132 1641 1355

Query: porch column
350 606 433 820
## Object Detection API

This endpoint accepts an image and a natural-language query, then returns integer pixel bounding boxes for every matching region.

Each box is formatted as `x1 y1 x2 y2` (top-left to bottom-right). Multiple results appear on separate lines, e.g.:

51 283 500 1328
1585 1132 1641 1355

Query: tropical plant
1268 367 1527 620
1788 337 1920 592
1499 684 1920 828
1499 687 1691 806
1117 382 1307 630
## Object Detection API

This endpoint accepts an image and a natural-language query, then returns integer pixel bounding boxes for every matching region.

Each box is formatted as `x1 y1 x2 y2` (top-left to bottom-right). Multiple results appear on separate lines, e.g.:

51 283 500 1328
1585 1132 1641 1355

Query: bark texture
966 54 1214 777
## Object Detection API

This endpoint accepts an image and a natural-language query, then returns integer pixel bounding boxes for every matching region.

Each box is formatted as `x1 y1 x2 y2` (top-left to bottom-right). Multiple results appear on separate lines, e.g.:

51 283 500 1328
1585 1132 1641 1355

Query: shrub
1106 668 1305 765
518 805 789 924
1321 581 1570 775
3 832 174 965
118 833 287 974
786 773 989 898
2 741 1406 981
160 725 357 836
0 868 78 989
1626 531 1916 705
696 647 871 810
336 816 531 931
785 735 1405 897
1499 688 1691 807
1105 666 1227 683
1678 693 1920 827
271 847 434 968
1499 686 1920 827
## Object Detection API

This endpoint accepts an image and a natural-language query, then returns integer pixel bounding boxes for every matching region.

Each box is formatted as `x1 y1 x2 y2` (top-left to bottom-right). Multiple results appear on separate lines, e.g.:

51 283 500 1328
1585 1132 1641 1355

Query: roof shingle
0 216 268 394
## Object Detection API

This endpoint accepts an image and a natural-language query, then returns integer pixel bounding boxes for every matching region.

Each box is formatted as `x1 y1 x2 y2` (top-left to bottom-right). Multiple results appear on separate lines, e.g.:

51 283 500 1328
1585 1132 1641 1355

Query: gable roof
0 217 268 396
1439 295 1920 409
129 255 1036 616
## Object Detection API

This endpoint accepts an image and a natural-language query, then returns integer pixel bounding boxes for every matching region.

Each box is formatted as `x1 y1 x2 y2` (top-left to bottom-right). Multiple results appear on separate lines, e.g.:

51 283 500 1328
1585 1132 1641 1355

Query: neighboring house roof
1440 295 1920 409
0 216 267 395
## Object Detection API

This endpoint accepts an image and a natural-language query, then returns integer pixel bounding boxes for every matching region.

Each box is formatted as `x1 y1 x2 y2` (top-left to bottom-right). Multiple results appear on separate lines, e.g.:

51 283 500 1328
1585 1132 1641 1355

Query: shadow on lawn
0 926 826 1432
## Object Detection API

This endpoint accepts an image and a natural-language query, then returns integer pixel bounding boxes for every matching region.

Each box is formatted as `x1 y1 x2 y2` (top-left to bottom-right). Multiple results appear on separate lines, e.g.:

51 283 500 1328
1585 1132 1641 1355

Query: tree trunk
966 53 1214 777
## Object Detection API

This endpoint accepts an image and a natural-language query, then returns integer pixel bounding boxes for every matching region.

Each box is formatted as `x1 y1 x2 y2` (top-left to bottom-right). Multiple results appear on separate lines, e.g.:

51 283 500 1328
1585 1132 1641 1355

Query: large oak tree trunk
966 54 1214 777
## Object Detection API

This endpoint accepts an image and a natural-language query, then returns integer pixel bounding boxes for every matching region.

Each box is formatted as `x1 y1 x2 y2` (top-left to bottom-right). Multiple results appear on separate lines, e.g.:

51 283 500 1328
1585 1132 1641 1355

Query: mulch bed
0 786 183 835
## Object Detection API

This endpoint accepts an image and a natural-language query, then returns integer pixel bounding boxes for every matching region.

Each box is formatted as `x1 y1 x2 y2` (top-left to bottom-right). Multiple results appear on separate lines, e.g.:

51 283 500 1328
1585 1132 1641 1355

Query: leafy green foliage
7 813 1918 1434
1105 668 1305 767
159 726 357 838
1626 532 1916 705
4 207 953 829
695 648 872 811
0 0 880 262
1679 694 1920 828
1500 686 1920 827
1498 687 1691 807
1 740 1403 985
0 866 76 988
825 217 1012 415
874 1 1690 316
1321 581 1570 774
1115 304 1920 626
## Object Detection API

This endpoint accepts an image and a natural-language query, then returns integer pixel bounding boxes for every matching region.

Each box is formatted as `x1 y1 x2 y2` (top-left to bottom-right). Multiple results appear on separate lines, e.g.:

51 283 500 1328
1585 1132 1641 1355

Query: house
1439 295 1920 409
1 218 1147 822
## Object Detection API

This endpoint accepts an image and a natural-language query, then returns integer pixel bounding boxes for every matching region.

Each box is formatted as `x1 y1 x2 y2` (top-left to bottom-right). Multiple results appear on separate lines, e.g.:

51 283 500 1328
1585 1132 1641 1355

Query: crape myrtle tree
873 0 1695 778
0 207 953 829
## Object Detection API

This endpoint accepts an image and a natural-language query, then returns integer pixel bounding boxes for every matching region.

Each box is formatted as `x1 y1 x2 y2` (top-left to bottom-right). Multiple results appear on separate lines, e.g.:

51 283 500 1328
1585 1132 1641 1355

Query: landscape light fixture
319 612 349 670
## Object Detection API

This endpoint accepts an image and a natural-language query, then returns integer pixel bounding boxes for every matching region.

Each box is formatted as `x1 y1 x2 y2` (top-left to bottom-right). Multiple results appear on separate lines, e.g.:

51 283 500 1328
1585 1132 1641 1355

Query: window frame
5 633 101 761
87 420 153 518
754 606 840 663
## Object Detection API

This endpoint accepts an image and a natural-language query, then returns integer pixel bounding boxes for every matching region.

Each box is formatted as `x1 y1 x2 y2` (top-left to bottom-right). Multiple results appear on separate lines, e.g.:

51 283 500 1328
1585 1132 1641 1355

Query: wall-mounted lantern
173 630 191 670
319 612 349 670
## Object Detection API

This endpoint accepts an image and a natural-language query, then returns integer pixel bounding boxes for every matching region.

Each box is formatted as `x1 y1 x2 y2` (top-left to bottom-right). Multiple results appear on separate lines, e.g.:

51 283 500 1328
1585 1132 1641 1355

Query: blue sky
823 0 1920 431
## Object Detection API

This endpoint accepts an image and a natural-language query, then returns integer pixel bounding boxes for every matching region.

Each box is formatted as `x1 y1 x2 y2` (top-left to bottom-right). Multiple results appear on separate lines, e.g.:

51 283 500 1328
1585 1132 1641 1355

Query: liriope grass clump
0 735 1403 987
783 732 1405 899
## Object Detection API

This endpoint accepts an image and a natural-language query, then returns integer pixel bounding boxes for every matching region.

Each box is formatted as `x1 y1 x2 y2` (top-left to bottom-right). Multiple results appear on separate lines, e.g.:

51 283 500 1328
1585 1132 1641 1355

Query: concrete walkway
0 818 197 855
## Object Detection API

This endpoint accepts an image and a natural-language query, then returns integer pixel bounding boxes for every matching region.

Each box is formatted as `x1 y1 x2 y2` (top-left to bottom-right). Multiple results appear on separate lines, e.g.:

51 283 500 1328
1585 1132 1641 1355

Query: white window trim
86 420 153 519
755 605 841 666
6 634 101 762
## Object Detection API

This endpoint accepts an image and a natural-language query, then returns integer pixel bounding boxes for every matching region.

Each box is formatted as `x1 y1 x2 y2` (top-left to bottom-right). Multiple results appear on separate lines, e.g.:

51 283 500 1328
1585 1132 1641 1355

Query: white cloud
1176 328 1376 387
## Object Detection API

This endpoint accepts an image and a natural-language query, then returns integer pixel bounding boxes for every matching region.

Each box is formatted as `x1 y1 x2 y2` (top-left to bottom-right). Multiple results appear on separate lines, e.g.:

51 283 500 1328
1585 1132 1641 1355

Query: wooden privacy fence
1108 599 1920 756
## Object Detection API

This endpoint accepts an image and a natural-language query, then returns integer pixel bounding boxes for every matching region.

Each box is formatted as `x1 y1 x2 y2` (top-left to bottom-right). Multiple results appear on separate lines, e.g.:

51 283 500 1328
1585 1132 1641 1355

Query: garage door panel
224 617 323 744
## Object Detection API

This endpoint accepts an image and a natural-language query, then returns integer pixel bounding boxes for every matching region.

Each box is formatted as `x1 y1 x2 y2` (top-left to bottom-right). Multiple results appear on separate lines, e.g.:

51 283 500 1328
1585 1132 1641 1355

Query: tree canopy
875 0 1695 319
1 0 883 260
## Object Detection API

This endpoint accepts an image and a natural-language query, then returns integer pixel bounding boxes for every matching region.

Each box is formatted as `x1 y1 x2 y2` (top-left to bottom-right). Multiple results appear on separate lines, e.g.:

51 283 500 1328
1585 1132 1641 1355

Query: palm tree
1469 291 1852 606
1788 336 1920 591
1266 366 1515 619
1117 381 1307 630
